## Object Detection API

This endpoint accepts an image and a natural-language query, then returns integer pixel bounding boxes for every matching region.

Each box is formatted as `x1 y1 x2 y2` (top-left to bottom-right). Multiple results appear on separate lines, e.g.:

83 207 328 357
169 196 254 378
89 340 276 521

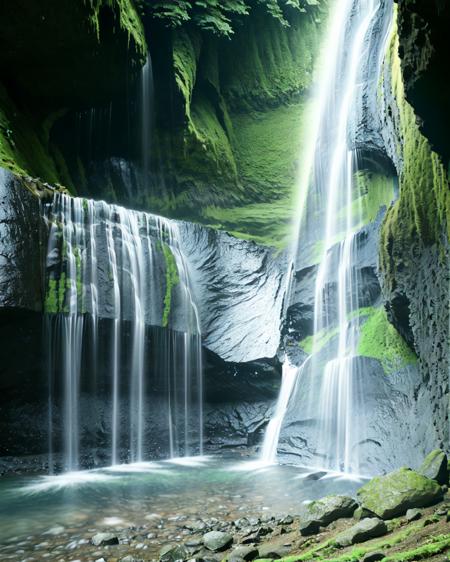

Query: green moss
299 326 339 355
382 534 450 562
0 84 60 183
161 243 180 328
86 0 146 59
354 170 396 225
357 308 417 374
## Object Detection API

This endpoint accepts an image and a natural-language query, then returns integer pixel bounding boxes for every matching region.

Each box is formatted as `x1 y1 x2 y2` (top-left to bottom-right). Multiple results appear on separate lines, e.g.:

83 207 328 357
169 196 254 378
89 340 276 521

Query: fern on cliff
146 0 323 36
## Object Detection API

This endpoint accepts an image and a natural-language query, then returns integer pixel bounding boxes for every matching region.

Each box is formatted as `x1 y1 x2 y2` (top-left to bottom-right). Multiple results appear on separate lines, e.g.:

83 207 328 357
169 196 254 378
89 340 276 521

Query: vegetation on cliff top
146 0 324 37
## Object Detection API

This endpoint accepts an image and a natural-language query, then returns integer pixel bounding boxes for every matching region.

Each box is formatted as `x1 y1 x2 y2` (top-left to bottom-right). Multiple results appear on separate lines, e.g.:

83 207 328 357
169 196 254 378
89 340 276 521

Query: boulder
357 468 443 519
160 544 189 562
335 518 387 547
300 495 358 527
419 450 449 485
203 531 233 552
91 532 119 546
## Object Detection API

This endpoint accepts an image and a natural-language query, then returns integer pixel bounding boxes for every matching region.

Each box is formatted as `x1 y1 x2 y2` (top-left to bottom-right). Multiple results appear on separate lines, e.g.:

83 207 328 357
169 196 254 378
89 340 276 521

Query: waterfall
141 52 154 187
45 193 203 472
261 0 392 472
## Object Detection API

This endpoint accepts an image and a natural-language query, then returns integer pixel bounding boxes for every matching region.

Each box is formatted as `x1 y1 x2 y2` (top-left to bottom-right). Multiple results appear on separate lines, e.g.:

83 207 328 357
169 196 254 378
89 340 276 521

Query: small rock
228 545 259 560
120 556 143 562
335 518 387 547
279 516 293 525
362 551 386 562
299 519 321 537
203 531 233 552
91 532 119 547
160 544 189 562
300 495 358 527
354 506 377 520
233 518 249 530
95 558 107 562
257 543 290 558
405 508 422 522
419 450 449 485
435 506 448 516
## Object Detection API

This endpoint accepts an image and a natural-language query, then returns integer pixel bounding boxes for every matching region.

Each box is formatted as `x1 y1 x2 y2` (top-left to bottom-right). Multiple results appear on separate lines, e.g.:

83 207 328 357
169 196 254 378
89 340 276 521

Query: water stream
261 0 392 473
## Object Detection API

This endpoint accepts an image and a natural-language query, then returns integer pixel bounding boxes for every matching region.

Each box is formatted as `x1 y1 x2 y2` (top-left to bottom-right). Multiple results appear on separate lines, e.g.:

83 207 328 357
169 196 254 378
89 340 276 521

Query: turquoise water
0 456 364 560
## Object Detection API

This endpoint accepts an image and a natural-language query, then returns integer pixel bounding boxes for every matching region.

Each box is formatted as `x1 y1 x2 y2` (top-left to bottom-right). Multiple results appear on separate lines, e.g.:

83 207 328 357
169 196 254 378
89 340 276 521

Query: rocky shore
1 451 450 562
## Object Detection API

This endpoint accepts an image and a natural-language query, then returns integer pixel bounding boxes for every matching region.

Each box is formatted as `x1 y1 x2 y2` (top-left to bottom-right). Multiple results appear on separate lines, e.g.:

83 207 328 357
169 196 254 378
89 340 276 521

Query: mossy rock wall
378 9 450 450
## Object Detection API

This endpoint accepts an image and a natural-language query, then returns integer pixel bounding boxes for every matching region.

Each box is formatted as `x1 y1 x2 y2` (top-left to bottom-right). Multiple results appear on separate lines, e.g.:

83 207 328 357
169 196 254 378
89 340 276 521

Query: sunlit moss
357 308 417 374
161 243 180 328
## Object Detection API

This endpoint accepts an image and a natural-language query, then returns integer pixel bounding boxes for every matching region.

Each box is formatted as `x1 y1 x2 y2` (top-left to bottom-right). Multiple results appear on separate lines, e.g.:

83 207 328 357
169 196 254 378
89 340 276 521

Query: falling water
261 0 391 471
45 193 203 471
141 52 154 187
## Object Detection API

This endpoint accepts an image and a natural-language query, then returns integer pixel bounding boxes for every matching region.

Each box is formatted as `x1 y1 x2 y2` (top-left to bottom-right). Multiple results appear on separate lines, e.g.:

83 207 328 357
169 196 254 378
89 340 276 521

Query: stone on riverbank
335 518 387 547
160 543 189 562
91 532 119 546
203 531 233 552
419 449 449 485
357 468 443 519
300 496 358 534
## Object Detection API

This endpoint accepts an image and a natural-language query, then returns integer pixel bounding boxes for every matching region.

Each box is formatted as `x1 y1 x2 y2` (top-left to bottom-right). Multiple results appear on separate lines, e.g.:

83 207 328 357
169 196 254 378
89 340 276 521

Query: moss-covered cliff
379 7 449 449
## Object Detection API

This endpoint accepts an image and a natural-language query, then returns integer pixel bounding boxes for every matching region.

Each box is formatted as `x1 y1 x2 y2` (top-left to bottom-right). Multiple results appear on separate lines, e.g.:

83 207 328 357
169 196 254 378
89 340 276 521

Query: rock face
419 450 449 485
179 222 287 364
357 468 444 519
300 495 358 527
335 518 387 547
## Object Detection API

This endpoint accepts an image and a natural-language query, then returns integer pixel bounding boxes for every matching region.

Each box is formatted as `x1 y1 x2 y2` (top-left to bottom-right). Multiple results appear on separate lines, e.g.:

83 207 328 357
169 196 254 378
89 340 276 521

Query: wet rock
120 556 144 562
299 519 321 537
203 531 233 552
229 545 259 560
419 450 449 485
160 543 189 562
300 495 358 527
335 518 387 547
91 532 119 546
256 526 273 538
357 468 444 519
405 508 422 522
362 551 386 562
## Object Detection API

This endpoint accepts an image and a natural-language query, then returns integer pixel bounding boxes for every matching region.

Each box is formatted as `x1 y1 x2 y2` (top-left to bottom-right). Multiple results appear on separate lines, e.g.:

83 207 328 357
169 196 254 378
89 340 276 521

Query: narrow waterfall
45 193 203 472
261 0 392 473
141 52 154 187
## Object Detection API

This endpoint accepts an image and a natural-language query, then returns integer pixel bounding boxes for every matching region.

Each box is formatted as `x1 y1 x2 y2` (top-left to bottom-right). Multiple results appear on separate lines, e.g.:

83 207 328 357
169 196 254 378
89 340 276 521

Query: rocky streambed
0 452 450 562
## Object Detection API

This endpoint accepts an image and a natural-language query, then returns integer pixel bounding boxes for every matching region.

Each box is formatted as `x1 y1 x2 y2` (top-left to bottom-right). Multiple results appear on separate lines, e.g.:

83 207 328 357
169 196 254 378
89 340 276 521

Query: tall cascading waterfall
261 0 393 473
45 193 203 472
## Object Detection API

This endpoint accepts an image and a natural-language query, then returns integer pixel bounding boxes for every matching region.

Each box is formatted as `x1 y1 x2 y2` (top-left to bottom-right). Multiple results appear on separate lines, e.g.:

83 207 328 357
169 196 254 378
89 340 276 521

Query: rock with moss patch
357 468 443 519
419 449 448 485
300 495 358 527
335 518 387 547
